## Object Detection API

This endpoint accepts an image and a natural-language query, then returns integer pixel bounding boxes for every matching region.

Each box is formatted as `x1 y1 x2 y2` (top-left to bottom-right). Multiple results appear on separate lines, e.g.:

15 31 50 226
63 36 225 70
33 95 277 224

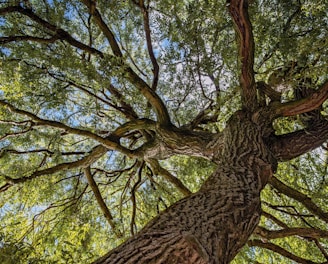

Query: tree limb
146 158 192 196
269 176 328 224
255 226 328 240
133 126 223 162
248 239 319 264
261 211 289 228
112 118 156 138
80 0 170 125
269 120 328 161
125 68 171 125
272 80 328 118
257 81 281 102
0 100 133 156
84 166 123 237
133 0 159 90
0 148 85 157
228 0 257 111
0 5 103 57
130 161 144 235
79 0 122 57
0 35 60 44
0 145 107 191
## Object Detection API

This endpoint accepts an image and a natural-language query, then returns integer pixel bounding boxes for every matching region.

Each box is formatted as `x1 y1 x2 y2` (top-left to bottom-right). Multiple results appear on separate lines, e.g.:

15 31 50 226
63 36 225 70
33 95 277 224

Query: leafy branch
269 176 328 223
248 239 321 264
79 0 170 125
84 166 123 238
0 100 132 155
0 145 107 192
132 0 159 90
0 5 103 56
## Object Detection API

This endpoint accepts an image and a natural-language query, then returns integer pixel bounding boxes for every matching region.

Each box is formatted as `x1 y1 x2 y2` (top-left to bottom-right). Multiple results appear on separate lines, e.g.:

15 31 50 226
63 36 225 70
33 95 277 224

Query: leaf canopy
0 0 328 263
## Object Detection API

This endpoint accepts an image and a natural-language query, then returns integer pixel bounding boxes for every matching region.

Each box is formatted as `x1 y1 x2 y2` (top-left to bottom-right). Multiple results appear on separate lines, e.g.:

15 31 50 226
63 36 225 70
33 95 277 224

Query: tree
0 0 328 263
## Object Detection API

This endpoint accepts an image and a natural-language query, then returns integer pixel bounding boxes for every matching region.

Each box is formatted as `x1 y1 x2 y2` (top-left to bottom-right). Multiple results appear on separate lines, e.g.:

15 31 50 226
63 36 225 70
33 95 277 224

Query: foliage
0 0 328 263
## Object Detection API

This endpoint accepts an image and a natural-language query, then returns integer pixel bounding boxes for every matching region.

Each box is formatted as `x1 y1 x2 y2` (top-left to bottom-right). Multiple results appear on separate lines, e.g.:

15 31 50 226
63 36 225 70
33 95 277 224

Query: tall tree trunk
94 112 276 264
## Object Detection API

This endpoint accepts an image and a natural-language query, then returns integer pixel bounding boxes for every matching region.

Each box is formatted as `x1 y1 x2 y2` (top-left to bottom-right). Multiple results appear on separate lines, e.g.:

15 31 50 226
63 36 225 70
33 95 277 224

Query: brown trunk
93 111 276 264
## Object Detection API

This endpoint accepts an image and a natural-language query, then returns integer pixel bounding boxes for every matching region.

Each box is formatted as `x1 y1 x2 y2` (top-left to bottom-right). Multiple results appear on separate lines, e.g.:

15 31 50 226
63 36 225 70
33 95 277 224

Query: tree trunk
94 111 276 264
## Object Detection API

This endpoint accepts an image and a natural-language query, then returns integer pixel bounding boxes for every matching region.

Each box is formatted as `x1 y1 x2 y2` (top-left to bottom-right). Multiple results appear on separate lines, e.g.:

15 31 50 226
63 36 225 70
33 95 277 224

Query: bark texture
93 111 276 264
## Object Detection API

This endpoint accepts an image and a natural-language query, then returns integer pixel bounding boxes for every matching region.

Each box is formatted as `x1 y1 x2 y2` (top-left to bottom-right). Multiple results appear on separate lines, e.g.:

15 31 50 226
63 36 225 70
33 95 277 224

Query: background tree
0 0 328 263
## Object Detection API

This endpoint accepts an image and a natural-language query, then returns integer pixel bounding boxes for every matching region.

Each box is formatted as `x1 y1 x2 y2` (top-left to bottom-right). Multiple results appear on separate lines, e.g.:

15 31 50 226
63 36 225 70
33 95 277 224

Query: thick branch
269 176 328 224
257 81 281 102
84 166 122 237
125 68 171 125
112 118 156 137
272 80 328 118
79 0 122 57
269 120 328 161
228 0 257 111
134 126 223 162
146 159 192 196
248 239 319 264
255 226 328 240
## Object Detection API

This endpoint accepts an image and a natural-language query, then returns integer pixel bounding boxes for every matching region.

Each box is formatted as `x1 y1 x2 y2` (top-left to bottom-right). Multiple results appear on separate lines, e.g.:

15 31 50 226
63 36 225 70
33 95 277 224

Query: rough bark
93 111 276 264
1 2 327 263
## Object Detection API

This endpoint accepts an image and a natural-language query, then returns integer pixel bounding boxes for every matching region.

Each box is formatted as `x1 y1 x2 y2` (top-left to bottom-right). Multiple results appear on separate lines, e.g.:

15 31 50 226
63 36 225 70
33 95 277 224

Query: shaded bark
268 120 328 162
228 0 257 111
93 111 276 263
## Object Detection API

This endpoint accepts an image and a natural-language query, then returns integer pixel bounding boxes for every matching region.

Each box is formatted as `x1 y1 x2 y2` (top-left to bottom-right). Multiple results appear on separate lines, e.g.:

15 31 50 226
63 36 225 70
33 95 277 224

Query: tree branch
130 161 144 235
112 118 156 137
248 239 319 264
0 100 133 156
125 67 171 125
0 145 107 192
272 80 328 118
84 166 123 237
79 0 122 57
0 35 60 44
228 0 257 111
0 148 85 157
269 176 328 224
269 120 328 161
79 0 170 125
261 211 289 228
255 226 328 240
0 5 103 57
257 81 282 102
133 126 223 162
146 158 192 196
133 0 159 90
